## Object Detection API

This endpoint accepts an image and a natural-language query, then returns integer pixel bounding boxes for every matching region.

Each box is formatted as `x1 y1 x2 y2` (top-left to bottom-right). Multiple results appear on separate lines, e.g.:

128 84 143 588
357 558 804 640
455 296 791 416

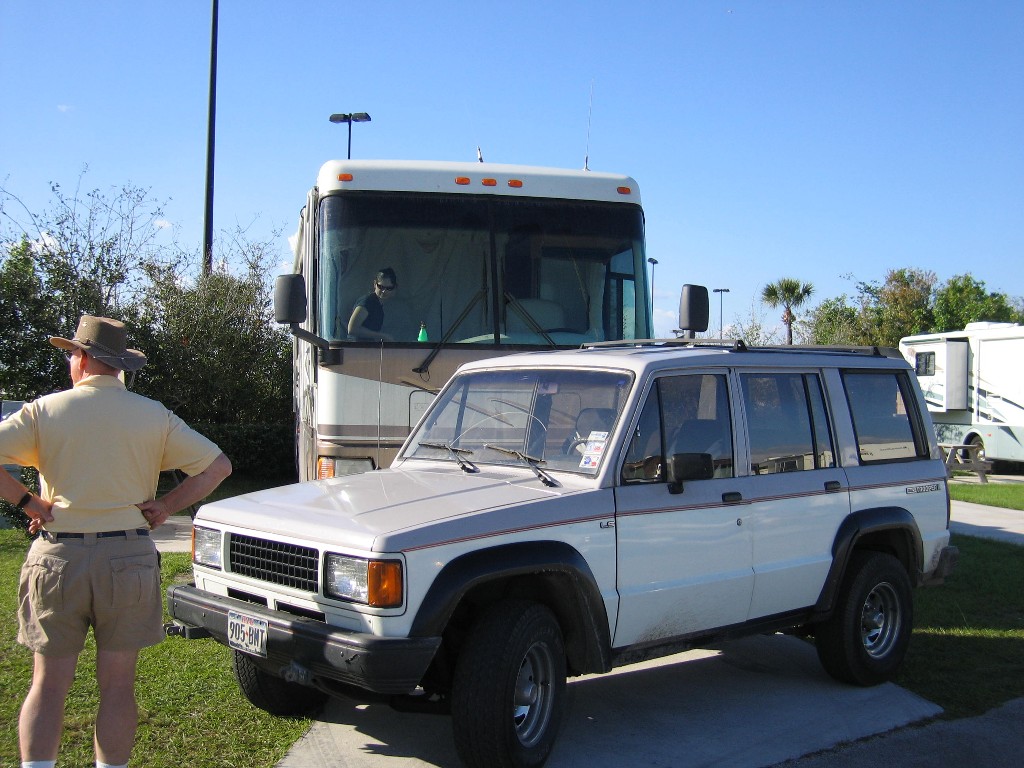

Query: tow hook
163 621 211 640
282 661 312 686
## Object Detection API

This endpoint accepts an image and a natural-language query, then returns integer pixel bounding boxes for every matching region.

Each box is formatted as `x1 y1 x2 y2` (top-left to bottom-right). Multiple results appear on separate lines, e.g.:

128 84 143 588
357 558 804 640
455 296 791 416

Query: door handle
722 491 742 503
824 480 842 492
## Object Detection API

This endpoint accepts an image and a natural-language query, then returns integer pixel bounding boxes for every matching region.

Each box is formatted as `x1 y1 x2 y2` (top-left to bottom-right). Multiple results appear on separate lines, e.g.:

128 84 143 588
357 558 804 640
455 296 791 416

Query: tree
1 175 180 400
799 295 860 345
731 299 781 345
761 278 814 345
2 178 295 477
128 232 291 426
856 268 935 347
0 239 64 399
932 274 1020 332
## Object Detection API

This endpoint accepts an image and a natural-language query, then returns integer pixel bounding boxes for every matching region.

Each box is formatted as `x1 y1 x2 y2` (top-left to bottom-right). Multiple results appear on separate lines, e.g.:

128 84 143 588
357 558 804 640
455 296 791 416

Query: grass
0 533 311 768
948 479 1024 511
897 533 1024 718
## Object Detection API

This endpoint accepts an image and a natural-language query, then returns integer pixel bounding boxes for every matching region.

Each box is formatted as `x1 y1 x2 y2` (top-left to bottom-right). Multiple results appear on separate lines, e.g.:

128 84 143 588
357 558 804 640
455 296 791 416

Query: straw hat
49 315 147 371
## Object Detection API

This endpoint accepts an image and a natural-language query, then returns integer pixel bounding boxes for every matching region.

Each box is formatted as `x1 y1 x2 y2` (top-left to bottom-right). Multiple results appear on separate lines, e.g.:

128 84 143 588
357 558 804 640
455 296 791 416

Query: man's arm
0 469 54 527
137 452 232 529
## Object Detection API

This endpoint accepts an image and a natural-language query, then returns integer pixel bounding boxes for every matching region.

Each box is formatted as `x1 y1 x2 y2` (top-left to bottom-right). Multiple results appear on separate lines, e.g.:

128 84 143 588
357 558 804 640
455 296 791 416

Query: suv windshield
403 368 633 475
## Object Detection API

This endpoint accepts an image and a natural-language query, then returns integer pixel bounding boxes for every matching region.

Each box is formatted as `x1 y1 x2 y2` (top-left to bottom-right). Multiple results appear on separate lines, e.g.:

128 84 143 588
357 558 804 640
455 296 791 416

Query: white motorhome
275 160 654 480
899 323 1024 466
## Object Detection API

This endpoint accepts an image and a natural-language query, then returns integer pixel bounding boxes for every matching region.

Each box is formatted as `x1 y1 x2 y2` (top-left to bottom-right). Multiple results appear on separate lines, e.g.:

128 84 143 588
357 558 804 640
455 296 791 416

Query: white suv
168 329 957 768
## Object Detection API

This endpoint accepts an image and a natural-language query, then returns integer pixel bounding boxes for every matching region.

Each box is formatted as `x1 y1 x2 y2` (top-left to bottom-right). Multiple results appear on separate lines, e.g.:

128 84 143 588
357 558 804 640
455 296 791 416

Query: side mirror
666 452 714 494
274 274 307 324
677 284 710 337
274 274 338 362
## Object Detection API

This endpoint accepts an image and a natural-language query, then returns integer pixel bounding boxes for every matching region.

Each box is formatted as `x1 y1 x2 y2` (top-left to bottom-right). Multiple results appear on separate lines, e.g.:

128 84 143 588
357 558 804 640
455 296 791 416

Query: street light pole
329 112 372 159
202 0 219 274
647 257 658 324
713 288 730 338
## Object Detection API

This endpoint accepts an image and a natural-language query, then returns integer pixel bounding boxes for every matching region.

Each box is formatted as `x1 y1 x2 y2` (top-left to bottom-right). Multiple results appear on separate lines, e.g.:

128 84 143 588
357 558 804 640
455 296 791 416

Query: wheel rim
512 641 556 747
860 581 901 658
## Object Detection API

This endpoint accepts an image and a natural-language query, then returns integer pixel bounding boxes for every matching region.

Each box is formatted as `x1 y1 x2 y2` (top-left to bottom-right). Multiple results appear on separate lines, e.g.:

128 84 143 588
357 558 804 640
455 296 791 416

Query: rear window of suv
842 371 927 463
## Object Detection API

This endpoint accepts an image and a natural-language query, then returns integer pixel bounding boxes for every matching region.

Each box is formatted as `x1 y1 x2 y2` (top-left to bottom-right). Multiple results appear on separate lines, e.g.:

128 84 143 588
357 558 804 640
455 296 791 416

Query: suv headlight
324 554 403 608
192 526 223 569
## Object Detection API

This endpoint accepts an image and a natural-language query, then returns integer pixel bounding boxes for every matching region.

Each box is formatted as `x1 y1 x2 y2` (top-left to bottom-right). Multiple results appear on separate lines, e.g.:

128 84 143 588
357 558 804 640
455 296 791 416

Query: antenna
477 146 484 163
584 80 594 171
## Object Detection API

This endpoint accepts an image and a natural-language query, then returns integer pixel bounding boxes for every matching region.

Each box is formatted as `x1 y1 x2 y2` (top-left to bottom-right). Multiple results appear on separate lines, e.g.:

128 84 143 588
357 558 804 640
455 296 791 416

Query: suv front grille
228 534 319 592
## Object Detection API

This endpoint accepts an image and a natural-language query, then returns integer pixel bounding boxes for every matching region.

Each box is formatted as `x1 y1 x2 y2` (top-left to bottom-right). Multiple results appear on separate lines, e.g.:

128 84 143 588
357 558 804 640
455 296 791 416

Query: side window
843 371 927 462
660 373 734 478
622 388 664 482
915 351 936 377
742 372 833 474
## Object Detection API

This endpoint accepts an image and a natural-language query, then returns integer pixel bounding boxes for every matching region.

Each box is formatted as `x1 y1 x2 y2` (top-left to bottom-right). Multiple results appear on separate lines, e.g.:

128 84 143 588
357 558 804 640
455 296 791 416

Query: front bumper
166 585 441 695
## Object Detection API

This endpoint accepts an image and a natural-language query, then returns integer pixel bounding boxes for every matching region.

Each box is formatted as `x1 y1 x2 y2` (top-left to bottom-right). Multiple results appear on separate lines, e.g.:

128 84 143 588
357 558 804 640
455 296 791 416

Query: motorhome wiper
504 292 557 347
418 441 478 473
483 444 559 487
413 289 486 375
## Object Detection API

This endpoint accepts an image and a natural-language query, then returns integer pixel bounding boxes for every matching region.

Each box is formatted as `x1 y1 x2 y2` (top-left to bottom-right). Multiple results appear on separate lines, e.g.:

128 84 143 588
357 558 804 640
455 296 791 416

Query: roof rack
581 338 903 359
583 338 747 351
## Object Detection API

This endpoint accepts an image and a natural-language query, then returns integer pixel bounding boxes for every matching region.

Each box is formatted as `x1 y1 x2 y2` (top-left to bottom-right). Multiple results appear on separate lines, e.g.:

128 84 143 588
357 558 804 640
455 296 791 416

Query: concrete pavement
150 512 193 552
152 486 1023 768
275 635 941 768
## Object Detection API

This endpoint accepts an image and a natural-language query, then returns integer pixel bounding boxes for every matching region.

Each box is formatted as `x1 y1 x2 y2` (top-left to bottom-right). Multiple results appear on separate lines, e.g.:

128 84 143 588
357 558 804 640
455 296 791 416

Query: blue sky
2 1 1022 338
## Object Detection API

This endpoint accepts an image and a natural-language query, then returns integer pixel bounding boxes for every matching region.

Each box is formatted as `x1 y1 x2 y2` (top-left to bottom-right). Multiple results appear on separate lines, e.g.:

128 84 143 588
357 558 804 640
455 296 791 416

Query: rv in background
899 323 1024 468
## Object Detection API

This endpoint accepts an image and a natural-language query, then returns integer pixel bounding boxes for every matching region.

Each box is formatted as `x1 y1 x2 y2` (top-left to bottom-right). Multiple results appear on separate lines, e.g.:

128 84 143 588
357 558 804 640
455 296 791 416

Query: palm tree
761 278 815 344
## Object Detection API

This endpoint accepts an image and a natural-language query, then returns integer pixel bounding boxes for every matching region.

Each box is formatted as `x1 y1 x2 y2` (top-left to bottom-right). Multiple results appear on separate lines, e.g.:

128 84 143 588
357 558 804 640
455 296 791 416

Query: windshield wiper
483 444 559 487
418 441 478 473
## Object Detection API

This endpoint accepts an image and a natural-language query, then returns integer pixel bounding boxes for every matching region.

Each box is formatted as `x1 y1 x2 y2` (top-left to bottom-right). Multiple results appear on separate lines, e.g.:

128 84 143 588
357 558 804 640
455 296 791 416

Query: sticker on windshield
579 431 608 468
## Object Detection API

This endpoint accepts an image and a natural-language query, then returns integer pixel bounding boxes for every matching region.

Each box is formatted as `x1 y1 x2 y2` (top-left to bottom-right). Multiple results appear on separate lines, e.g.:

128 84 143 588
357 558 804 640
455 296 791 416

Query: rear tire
232 650 328 716
816 551 913 686
451 600 567 768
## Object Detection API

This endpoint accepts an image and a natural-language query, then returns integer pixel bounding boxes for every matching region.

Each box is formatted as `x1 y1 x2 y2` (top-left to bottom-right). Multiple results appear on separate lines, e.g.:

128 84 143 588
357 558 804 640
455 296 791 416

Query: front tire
816 551 913 686
452 600 567 768
232 650 328 716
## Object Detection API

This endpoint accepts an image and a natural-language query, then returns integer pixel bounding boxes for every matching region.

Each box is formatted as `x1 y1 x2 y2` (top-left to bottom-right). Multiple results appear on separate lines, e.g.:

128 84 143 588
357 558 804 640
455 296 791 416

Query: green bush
192 422 296 480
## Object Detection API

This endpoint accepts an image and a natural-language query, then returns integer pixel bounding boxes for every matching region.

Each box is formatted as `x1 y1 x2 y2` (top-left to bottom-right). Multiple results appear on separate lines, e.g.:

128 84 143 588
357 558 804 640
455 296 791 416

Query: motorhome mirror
274 274 308 324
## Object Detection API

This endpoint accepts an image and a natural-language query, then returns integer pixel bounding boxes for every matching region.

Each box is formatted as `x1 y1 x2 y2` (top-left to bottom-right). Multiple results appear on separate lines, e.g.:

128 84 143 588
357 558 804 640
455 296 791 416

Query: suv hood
195 465 588 553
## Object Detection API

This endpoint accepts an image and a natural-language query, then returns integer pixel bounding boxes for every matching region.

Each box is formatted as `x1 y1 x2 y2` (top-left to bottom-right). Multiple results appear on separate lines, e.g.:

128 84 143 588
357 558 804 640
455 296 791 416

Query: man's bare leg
94 648 140 766
20 652 78 762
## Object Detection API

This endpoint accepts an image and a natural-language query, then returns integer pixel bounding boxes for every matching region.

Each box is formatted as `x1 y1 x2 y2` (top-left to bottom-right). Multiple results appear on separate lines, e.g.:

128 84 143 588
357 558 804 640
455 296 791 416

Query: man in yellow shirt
0 315 232 768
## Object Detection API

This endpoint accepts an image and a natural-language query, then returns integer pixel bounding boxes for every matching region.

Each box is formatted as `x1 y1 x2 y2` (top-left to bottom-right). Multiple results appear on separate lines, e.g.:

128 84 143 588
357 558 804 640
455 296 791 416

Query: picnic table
939 442 992 483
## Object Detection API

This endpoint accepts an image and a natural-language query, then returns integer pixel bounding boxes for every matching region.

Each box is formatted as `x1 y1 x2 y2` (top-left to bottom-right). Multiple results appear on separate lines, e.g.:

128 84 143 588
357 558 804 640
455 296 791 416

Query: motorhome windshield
317 193 647 346
403 368 633 475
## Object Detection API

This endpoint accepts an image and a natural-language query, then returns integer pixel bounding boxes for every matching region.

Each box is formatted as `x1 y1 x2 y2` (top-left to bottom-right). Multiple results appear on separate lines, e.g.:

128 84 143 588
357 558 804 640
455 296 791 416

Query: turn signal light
368 560 404 607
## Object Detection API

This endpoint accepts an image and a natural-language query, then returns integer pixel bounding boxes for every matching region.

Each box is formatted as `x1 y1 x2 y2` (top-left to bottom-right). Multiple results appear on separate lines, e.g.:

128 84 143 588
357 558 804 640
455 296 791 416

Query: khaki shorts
18 530 164 656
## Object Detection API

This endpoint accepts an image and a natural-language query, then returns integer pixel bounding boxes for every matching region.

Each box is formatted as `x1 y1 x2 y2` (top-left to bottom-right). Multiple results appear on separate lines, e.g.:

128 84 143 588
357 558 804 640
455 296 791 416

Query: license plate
227 610 268 657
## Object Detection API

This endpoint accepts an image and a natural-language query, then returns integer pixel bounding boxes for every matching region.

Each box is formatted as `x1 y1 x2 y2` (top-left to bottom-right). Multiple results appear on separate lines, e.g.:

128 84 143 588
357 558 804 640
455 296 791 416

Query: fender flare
409 540 612 674
815 506 923 614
